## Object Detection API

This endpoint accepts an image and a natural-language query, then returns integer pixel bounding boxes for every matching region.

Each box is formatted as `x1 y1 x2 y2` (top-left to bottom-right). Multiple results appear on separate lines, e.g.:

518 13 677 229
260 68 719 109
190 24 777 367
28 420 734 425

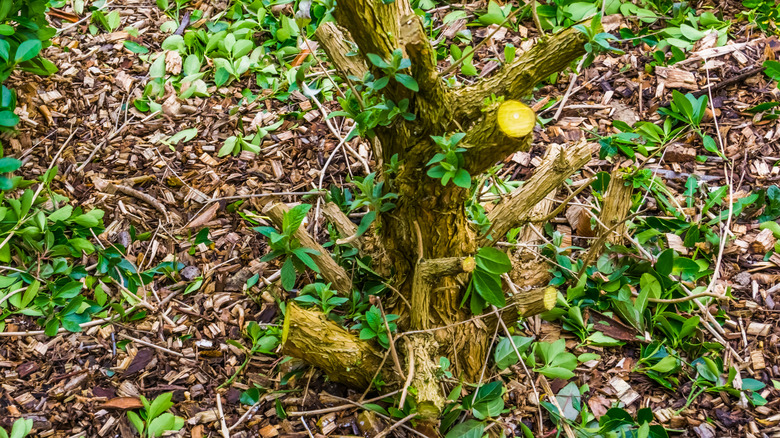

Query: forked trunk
274 0 596 424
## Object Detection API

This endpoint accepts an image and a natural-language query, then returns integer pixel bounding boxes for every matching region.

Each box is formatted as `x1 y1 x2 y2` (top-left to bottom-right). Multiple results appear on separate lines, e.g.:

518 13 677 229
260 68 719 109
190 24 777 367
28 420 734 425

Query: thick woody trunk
271 0 596 423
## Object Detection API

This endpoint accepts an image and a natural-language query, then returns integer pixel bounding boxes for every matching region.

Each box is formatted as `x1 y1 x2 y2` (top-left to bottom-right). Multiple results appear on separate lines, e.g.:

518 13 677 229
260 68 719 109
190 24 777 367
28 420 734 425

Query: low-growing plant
294 282 347 317
0 0 58 131
351 305 399 349
0 418 32 438
255 204 320 291
127 393 185 438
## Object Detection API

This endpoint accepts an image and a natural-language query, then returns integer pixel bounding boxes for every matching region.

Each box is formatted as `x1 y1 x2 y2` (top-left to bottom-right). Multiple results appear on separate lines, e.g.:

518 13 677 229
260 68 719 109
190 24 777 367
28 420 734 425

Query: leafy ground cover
1 0 780 436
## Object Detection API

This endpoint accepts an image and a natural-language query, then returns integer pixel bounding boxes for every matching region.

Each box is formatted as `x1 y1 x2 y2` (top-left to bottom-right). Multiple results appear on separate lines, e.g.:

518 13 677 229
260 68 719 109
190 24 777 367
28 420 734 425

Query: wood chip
751 228 776 253
656 67 698 90
746 322 771 336
608 376 640 406
751 350 766 370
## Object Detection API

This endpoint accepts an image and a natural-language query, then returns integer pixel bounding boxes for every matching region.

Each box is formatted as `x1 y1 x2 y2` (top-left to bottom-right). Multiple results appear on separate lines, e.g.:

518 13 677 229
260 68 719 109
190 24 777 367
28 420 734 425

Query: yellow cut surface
497 100 535 138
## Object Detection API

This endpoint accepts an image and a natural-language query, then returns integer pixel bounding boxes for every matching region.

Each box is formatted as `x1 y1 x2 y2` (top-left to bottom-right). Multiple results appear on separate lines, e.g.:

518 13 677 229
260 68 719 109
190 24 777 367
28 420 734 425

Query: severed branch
463 100 535 174
410 257 475 330
597 169 634 246
478 141 593 246
321 202 364 254
451 23 592 126
314 22 368 81
282 303 388 388
264 203 353 296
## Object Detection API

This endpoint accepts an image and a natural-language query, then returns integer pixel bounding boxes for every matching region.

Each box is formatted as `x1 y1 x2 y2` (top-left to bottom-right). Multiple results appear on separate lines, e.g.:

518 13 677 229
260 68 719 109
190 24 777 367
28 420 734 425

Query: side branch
282 303 387 388
331 0 450 141
451 24 591 126
264 203 353 295
462 100 534 174
321 202 364 254
410 257 475 330
314 22 369 80
479 141 593 245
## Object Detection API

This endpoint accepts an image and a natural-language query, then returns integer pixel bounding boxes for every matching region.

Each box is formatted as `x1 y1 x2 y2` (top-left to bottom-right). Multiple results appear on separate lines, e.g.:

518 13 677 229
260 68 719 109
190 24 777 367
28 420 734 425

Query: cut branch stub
410 256 475 330
263 202 353 296
282 303 387 388
497 100 536 138
462 100 534 174
598 169 634 245
479 141 594 245
452 23 593 125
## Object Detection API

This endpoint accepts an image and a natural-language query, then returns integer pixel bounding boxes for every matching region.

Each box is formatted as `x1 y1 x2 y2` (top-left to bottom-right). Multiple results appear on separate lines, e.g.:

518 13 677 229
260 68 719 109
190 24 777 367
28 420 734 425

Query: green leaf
452 168 471 188
123 41 149 54
365 306 383 332
106 10 121 31
356 211 376 236
445 420 485 438
468 381 504 419
679 24 705 41
0 157 22 173
366 53 390 69
742 378 766 391
219 137 238 157
648 356 679 373
702 134 718 154
148 412 177 437
8 419 32 438
395 74 418 92
127 411 144 437
292 248 320 273
763 60 780 82
183 54 201 76
494 335 534 369
162 35 184 51
538 366 575 379
232 40 254 58
15 39 42 63
280 257 296 291
283 204 311 235
0 110 19 127
0 39 9 62
147 392 174 420
472 268 506 307
475 247 511 274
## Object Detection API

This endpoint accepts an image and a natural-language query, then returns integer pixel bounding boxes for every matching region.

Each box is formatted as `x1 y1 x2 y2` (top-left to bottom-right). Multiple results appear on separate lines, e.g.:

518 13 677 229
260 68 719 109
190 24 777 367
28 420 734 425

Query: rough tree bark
273 0 596 425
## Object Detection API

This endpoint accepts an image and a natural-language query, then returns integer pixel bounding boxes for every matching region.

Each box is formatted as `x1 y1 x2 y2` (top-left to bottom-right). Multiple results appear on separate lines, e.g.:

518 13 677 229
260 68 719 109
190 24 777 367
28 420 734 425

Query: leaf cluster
463 247 511 314
127 393 185 438
426 133 471 189
0 0 58 130
256 204 320 291
351 305 398 349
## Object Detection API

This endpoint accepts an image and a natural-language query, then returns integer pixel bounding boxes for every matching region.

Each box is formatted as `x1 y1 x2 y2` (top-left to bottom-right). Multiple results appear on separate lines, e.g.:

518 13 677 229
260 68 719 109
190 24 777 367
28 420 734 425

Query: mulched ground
1 0 780 436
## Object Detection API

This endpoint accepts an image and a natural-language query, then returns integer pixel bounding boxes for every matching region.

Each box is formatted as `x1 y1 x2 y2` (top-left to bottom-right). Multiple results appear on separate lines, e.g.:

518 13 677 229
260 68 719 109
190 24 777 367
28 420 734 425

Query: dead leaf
186 203 220 229
124 349 154 376
102 397 144 410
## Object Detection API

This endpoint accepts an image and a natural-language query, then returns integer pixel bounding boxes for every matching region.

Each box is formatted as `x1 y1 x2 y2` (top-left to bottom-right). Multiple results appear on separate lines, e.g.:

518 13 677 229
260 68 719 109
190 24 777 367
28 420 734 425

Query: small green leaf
15 39 42 63
445 420 485 438
0 157 22 173
452 168 471 188
123 41 149 54
395 74 418 92
280 257 296 291
763 60 780 82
